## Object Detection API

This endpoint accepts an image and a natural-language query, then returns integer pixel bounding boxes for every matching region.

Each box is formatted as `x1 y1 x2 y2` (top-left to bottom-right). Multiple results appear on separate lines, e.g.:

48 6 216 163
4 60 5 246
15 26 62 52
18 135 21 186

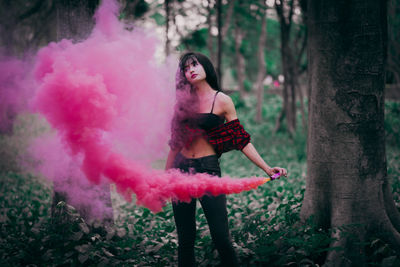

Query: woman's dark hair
170 52 221 149
178 52 221 92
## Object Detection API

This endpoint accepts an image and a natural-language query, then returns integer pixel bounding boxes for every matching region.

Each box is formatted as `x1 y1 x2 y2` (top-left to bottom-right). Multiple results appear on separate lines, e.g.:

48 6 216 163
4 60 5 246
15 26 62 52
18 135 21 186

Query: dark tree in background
0 0 151 223
52 0 115 227
233 1 246 99
55 0 98 41
164 0 171 56
255 0 268 122
301 0 400 265
51 0 148 226
0 0 56 136
216 0 222 87
0 0 56 56
274 0 307 135
387 0 400 83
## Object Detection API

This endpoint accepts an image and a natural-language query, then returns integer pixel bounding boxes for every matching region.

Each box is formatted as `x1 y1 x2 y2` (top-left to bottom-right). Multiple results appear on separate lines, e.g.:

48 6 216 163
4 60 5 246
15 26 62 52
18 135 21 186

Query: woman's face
183 58 206 85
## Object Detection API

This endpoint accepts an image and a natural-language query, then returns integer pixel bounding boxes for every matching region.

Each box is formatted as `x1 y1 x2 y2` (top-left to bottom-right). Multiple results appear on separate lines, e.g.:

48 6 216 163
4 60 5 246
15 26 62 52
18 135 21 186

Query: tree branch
221 0 235 38
18 0 44 21
295 27 307 67
287 0 295 32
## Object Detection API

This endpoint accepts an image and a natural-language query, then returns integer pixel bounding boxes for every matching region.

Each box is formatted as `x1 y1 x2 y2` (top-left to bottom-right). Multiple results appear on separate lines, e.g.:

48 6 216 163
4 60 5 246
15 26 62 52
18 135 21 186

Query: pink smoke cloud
21 0 270 213
0 57 34 133
28 132 113 221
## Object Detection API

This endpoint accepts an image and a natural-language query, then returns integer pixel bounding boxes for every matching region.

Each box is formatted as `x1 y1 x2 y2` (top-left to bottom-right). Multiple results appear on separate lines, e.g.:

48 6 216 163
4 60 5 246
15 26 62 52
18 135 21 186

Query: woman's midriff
180 136 217 159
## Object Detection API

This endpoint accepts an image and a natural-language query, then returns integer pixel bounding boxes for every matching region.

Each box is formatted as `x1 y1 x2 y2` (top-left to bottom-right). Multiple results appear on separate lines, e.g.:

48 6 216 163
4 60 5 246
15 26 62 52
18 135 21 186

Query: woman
165 52 287 267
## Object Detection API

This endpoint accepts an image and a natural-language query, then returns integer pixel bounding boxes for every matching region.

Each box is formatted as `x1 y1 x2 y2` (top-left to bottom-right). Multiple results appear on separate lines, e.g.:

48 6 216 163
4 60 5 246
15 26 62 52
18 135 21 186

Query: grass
0 95 399 266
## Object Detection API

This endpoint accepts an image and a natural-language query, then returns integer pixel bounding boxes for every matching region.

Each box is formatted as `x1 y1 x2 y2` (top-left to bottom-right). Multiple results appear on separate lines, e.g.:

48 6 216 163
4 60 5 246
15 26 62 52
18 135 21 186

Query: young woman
165 52 287 267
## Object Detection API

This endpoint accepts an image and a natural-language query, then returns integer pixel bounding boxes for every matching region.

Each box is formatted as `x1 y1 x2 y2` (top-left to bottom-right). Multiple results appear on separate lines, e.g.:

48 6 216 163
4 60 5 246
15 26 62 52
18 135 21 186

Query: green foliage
385 101 400 146
150 12 165 26
1 98 399 266
264 18 282 77
0 172 52 266
0 113 50 173
132 0 149 18
180 28 208 52
244 79 253 92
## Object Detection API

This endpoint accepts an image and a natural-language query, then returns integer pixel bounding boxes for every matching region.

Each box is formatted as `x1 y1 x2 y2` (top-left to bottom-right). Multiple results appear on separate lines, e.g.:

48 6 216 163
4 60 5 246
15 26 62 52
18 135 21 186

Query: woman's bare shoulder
217 92 234 106
217 92 236 118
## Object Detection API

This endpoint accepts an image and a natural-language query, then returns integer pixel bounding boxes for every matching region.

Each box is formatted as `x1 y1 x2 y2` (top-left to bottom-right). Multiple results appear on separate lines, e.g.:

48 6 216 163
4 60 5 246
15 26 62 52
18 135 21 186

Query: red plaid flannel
206 119 251 155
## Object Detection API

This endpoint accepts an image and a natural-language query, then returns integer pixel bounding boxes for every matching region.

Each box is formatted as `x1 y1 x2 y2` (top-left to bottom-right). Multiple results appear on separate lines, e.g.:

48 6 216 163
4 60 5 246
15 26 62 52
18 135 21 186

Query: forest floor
1 95 399 266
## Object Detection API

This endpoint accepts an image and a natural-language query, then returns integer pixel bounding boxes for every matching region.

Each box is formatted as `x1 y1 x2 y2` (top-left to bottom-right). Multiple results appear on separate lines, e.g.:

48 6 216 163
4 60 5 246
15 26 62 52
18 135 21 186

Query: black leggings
172 153 239 267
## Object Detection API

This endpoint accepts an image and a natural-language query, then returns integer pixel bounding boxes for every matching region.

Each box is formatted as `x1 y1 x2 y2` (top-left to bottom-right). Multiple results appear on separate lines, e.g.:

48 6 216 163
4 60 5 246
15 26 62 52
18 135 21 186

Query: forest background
0 0 400 266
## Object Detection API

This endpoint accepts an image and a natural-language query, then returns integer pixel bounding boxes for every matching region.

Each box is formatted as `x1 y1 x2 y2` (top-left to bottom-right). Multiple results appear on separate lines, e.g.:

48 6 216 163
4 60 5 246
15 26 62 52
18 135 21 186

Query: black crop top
184 91 225 131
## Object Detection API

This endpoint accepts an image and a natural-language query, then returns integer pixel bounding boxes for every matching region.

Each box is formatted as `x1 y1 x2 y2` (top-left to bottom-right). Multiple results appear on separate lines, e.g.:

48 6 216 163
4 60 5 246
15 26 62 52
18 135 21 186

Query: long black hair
169 52 221 150
178 52 221 92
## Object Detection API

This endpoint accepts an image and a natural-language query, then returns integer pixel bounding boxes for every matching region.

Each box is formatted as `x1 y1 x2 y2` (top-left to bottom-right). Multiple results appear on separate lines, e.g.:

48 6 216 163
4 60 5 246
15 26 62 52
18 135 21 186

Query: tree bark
165 0 171 56
216 0 222 88
301 0 400 265
0 0 56 135
255 1 267 122
54 0 114 226
56 0 96 42
294 8 308 131
207 0 216 64
274 0 297 136
387 0 400 84
221 0 235 38
234 19 246 99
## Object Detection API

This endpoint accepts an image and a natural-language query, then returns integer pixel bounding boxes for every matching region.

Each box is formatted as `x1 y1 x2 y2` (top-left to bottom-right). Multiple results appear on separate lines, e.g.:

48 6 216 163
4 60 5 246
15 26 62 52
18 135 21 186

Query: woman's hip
173 152 221 176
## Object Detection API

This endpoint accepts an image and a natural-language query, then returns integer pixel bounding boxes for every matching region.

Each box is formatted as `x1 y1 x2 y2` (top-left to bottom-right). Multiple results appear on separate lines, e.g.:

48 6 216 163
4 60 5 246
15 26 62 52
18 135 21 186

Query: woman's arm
220 93 287 178
241 143 287 177
165 149 179 170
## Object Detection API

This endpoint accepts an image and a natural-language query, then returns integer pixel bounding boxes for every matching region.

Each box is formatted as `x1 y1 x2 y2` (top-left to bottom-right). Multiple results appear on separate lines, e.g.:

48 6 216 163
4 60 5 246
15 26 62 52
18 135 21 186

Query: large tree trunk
301 0 400 265
0 1 17 56
0 0 56 135
56 0 97 41
255 1 267 122
54 0 114 226
387 0 400 84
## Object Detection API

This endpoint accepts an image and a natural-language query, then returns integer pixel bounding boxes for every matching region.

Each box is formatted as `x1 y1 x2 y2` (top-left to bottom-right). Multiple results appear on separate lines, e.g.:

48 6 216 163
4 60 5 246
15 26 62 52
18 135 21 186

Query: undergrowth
0 96 399 266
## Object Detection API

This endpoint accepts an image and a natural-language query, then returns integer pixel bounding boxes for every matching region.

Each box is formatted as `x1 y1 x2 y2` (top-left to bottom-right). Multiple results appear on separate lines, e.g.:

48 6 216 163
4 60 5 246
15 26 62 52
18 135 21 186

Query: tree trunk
56 0 96 42
165 0 170 56
274 0 297 136
301 1 400 265
294 10 308 132
54 0 114 226
216 0 222 89
274 30 296 136
234 21 246 99
387 0 400 84
0 0 53 135
221 0 235 38
207 0 216 64
0 1 16 56
255 1 267 122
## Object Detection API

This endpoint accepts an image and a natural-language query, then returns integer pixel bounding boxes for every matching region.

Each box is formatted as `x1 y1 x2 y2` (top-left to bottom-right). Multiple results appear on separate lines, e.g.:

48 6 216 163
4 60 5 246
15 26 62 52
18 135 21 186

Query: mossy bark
300 1 399 266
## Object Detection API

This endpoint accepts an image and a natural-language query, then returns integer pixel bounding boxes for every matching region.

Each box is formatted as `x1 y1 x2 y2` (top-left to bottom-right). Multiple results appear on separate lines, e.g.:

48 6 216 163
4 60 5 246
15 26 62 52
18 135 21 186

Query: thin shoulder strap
210 91 220 113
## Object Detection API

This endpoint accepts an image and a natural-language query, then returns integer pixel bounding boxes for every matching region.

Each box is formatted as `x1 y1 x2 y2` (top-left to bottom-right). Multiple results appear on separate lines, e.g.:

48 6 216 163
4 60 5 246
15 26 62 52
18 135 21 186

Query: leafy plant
1 98 399 266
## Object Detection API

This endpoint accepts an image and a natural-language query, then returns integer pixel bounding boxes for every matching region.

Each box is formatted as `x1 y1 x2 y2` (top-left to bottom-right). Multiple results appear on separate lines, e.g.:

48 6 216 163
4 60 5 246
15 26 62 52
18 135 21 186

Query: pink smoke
0 57 33 133
25 0 269 213
28 133 113 221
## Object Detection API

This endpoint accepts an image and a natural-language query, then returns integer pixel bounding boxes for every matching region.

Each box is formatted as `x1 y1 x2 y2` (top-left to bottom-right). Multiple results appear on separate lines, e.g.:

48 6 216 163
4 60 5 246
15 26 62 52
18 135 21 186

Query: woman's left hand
266 167 287 179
